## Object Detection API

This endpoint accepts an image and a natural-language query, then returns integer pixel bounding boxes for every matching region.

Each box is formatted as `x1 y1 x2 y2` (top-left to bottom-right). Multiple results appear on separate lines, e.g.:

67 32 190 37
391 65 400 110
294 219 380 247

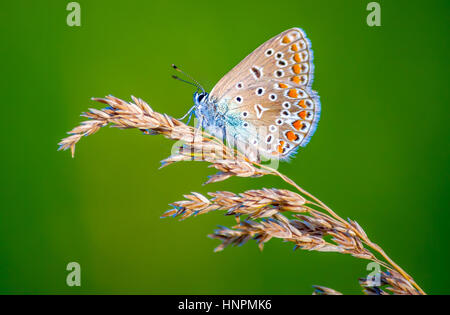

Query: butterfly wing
209 28 320 160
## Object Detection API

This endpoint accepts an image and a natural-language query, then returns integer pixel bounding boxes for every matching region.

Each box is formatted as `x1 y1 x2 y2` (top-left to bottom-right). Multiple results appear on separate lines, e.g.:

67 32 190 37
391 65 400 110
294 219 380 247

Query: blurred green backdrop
1 0 449 294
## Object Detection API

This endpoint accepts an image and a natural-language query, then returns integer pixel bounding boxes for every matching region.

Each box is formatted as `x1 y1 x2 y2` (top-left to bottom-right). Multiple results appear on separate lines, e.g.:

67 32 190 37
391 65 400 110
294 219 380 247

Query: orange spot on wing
288 89 298 98
292 76 301 84
293 64 301 74
294 53 301 63
277 145 283 153
298 111 307 119
293 120 303 131
278 83 288 88
291 44 299 52
282 35 291 44
286 131 298 141
299 100 307 108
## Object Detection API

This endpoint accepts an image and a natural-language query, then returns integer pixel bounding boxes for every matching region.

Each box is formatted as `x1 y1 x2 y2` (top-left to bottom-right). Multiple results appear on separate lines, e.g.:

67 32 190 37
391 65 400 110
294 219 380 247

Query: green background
2 0 449 294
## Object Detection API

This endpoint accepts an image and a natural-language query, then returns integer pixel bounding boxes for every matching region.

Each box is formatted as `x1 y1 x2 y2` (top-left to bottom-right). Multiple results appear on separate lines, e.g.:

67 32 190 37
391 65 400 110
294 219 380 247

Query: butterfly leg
177 104 196 123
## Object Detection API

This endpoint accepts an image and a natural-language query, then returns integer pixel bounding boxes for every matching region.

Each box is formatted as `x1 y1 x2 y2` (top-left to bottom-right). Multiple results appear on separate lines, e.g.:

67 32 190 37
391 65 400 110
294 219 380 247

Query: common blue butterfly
177 28 320 162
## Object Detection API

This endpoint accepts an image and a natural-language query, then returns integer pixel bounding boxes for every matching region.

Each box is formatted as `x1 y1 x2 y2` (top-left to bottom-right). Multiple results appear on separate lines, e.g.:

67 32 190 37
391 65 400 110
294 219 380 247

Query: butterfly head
193 91 211 124
193 91 209 107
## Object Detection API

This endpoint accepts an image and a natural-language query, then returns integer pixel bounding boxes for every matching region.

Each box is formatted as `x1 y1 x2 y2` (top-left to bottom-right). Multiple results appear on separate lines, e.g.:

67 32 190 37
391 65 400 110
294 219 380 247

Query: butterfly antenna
171 75 200 93
172 64 205 93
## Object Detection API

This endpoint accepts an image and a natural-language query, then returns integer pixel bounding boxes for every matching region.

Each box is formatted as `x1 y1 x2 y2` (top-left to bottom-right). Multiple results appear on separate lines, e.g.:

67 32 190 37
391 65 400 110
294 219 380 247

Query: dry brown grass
58 95 269 182
312 286 343 295
59 95 425 295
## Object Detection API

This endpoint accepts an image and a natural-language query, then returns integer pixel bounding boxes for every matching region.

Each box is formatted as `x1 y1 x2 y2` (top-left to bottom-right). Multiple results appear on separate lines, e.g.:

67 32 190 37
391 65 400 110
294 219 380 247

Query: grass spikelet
59 96 426 295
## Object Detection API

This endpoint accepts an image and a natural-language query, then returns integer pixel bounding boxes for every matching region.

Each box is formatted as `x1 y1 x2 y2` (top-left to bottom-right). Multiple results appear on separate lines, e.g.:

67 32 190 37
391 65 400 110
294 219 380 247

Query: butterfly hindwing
208 28 320 160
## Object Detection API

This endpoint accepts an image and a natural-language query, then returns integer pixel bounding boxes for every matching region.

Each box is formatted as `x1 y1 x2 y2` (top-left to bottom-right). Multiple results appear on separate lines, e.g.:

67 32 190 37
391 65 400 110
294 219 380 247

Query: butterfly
176 28 320 162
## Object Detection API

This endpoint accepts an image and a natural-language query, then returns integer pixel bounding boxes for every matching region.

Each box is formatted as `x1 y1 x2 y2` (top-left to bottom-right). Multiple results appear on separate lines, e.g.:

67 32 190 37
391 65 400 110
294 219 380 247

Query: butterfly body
192 28 320 162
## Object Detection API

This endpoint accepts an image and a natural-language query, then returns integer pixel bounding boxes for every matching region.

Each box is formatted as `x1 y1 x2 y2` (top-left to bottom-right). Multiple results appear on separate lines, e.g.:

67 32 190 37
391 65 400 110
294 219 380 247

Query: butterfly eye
197 94 205 102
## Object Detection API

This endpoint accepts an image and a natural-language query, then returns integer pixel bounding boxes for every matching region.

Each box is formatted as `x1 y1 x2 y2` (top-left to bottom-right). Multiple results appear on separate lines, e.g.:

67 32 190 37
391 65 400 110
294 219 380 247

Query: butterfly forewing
208 28 320 160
